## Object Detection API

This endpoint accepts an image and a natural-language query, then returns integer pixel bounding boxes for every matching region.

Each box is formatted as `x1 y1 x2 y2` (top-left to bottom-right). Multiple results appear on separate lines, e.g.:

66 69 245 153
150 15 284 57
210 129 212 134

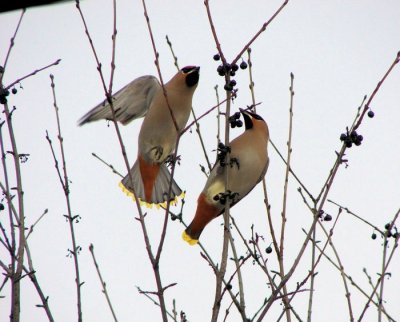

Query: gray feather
78 75 160 126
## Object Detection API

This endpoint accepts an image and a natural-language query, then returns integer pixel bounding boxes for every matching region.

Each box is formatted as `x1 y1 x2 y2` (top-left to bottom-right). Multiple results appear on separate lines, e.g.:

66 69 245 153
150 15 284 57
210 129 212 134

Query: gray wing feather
78 75 160 126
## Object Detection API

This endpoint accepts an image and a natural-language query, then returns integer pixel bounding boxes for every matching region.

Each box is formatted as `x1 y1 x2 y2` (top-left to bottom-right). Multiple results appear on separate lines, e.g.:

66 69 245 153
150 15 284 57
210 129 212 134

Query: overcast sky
1 1 400 321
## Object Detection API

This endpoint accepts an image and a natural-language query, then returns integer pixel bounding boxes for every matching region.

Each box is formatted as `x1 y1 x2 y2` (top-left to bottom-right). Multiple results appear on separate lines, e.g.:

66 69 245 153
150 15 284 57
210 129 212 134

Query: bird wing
78 75 160 126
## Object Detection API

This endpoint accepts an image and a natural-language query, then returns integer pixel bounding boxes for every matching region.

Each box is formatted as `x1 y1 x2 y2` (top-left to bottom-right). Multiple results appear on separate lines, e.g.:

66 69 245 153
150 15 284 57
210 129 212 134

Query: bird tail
182 193 220 245
120 160 183 208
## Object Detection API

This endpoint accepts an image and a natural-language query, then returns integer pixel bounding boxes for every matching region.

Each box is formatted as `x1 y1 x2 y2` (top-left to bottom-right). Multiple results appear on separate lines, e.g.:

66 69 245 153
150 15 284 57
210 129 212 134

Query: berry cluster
216 142 231 167
229 111 243 128
0 87 10 105
213 54 248 92
371 223 399 240
340 129 363 148
318 209 332 221
213 190 239 205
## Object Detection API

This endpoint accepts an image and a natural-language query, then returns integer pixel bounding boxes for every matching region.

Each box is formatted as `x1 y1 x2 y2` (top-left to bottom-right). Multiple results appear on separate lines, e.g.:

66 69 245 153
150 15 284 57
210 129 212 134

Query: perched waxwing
182 109 269 245
78 66 200 207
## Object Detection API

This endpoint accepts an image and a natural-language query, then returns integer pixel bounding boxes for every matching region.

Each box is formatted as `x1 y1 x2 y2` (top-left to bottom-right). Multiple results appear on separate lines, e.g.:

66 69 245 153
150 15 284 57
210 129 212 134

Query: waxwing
182 109 269 245
78 66 200 207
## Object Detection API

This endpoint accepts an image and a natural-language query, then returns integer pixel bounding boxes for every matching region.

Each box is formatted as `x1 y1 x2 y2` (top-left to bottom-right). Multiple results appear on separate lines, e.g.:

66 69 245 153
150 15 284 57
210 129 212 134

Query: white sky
1 0 400 321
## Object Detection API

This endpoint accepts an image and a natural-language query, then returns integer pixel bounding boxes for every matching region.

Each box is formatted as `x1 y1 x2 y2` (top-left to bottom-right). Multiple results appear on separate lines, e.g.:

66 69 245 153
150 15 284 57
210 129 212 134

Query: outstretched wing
78 75 160 126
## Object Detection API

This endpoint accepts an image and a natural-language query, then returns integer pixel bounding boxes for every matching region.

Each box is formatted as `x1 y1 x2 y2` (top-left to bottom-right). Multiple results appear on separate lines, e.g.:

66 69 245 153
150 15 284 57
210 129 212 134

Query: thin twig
278 73 295 322
5 60 61 90
48 74 83 322
3 88 26 322
358 209 400 321
89 244 118 322
0 9 25 84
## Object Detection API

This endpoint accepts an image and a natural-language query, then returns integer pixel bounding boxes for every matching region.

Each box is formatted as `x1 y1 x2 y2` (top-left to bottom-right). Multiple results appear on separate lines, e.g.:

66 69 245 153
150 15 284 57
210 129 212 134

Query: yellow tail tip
118 182 184 209
182 230 198 246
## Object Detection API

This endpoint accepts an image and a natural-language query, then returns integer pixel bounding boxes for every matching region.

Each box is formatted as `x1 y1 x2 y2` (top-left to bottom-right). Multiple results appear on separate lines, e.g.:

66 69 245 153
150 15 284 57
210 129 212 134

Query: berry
213 54 220 61
385 223 391 230
0 203 4 211
12 88 17 94
324 214 332 221
230 71 236 76
234 112 241 119
340 133 347 141
240 61 248 69
223 63 231 72
229 79 237 87
213 195 220 201
230 122 236 129
367 110 375 118
350 131 358 140
0 96 7 105
345 140 352 148
217 65 225 76
318 209 324 218
232 63 239 72
236 120 243 127
171 214 177 221
226 284 232 290
224 84 233 92
266 246 273 254
371 233 377 240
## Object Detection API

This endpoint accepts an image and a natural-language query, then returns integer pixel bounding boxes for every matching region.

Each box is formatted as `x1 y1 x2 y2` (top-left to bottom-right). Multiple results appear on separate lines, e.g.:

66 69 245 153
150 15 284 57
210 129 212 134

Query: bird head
181 66 200 87
240 109 269 140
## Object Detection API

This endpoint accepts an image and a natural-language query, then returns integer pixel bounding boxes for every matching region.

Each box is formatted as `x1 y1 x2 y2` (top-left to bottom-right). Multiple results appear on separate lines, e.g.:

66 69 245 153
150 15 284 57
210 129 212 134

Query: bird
182 109 269 245
78 66 200 207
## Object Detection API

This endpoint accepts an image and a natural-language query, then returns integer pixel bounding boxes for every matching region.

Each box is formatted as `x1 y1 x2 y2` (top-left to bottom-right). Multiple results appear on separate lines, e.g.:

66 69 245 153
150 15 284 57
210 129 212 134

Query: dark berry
340 133 347 141
213 195 220 201
385 223 391 230
234 112 241 119
350 131 358 140
230 122 236 129
12 88 17 94
224 84 233 92
318 209 324 217
223 63 231 72
232 63 239 72
240 61 248 69
226 284 232 290
266 246 273 254
0 203 4 211
345 140 352 148
229 79 237 87
236 120 243 127
230 71 236 76
371 233 377 240
367 110 375 118
171 214 177 221
213 54 220 61
324 214 332 221
217 65 225 76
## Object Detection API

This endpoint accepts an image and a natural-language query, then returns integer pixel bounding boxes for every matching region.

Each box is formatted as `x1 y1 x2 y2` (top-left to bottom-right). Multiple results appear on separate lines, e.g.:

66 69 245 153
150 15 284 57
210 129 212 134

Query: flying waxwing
78 66 200 207
182 109 269 245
